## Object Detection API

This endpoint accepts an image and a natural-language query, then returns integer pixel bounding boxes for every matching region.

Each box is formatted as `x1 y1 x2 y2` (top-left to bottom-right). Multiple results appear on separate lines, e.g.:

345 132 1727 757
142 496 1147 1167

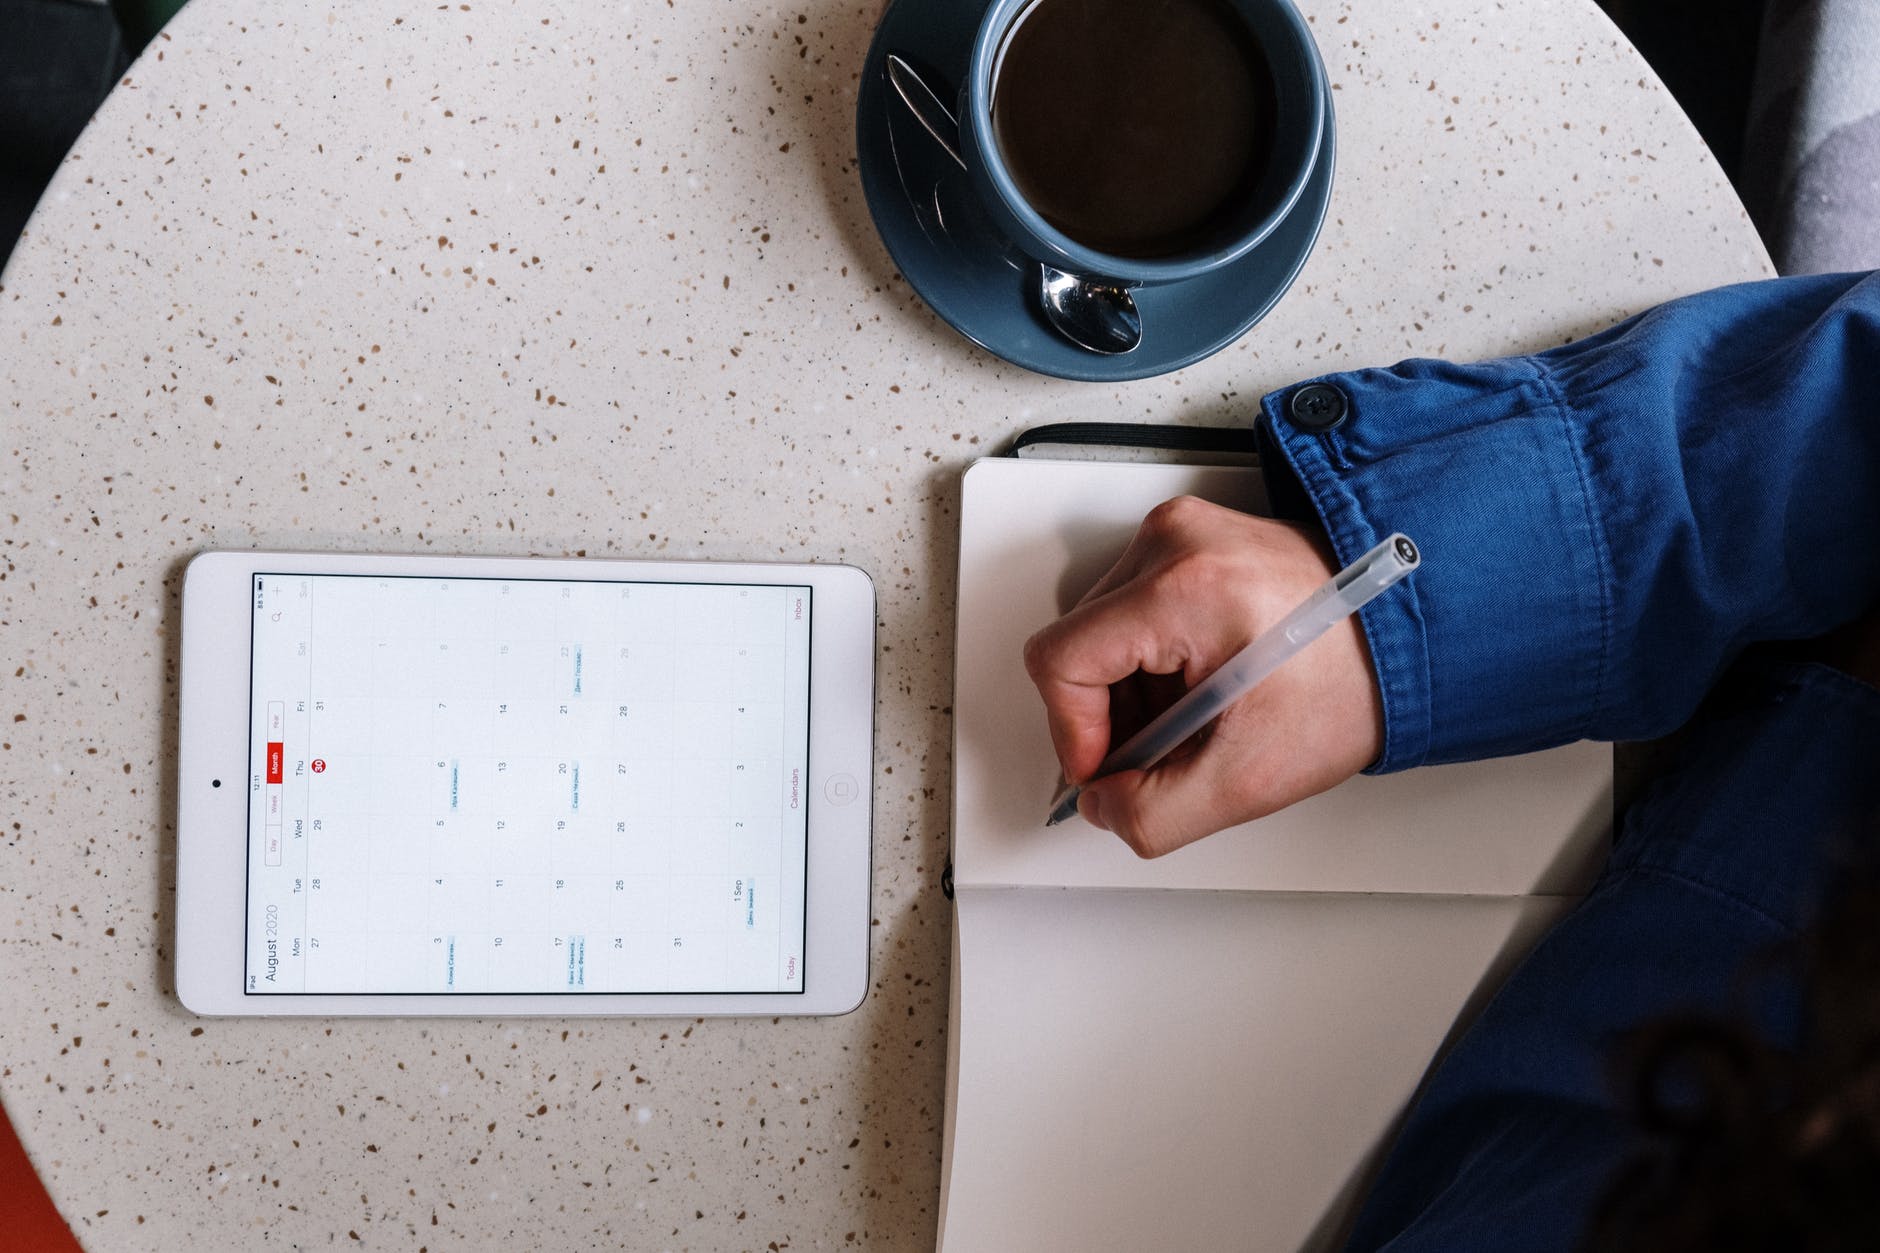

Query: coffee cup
954 0 1327 290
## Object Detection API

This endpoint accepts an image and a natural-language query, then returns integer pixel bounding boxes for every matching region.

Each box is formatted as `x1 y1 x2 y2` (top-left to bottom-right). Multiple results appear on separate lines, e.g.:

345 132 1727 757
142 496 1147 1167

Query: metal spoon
1037 264 1143 355
884 54 1143 356
886 54 967 172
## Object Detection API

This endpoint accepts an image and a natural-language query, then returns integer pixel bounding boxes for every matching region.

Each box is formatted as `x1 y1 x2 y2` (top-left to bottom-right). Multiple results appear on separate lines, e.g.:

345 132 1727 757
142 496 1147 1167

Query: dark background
0 0 1774 273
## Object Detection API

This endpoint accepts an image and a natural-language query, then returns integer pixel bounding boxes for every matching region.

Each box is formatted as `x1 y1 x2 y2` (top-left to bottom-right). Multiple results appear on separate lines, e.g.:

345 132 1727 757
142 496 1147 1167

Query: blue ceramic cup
956 0 1327 289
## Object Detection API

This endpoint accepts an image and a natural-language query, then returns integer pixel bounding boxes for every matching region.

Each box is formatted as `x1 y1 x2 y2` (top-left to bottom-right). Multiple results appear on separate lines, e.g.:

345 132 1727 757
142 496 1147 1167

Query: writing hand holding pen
1022 498 1414 859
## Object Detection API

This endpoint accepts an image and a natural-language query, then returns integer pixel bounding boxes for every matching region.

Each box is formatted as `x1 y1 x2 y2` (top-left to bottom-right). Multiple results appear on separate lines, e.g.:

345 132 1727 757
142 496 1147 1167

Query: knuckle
1141 494 1209 540
1020 628 1055 681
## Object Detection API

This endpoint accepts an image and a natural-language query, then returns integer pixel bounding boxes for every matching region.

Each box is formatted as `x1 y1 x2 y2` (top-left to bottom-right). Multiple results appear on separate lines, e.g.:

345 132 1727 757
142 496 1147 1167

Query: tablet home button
824 773 860 806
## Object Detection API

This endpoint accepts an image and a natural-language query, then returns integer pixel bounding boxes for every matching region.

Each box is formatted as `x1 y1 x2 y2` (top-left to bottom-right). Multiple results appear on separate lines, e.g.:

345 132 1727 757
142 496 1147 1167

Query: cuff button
1288 382 1349 432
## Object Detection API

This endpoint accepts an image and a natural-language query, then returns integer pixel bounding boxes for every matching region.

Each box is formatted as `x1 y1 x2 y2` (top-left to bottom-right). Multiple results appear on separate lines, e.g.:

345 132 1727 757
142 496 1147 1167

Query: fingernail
1080 792 1107 830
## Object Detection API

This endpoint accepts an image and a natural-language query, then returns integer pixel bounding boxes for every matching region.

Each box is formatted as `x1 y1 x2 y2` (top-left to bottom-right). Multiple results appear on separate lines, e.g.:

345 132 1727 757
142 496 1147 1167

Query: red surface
0 1099 84 1253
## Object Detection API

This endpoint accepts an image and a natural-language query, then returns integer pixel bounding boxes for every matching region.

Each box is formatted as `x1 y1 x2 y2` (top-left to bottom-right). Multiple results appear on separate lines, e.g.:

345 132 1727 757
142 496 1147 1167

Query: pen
1044 533 1421 827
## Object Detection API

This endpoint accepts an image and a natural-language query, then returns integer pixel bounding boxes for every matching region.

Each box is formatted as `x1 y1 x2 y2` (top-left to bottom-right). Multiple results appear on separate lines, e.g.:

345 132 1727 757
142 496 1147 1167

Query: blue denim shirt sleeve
1257 271 1880 772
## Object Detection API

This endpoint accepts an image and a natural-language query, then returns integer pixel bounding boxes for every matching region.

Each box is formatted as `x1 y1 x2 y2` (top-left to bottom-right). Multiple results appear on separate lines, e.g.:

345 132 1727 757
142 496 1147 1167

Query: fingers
1023 577 1204 783
1027 497 1259 781
1075 730 1255 859
1073 698 1298 858
1074 615 1386 857
1022 500 1388 857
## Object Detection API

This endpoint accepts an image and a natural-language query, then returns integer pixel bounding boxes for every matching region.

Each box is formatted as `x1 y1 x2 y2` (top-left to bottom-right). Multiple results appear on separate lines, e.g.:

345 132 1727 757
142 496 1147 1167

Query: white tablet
175 551 874 1017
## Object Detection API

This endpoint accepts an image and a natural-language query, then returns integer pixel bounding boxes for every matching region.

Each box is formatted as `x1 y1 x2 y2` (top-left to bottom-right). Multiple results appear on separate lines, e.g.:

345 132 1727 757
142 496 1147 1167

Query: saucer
855 0 1335 383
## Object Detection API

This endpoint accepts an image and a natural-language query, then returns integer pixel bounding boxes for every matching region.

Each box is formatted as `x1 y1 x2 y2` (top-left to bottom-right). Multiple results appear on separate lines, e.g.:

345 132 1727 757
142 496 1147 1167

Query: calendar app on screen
244 573 811 995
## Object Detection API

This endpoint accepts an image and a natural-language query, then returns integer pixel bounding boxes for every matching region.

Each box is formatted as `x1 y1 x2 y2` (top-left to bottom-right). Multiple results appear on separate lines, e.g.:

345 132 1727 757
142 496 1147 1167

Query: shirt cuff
1258 359 1611 772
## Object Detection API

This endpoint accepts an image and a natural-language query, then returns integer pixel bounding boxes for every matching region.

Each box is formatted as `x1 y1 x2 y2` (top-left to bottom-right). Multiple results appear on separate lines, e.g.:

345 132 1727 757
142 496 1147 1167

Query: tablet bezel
176 550 874 1017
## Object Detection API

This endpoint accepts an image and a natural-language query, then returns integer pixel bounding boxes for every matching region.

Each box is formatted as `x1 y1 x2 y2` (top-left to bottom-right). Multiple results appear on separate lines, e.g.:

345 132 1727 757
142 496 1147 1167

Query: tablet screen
243 573 811 995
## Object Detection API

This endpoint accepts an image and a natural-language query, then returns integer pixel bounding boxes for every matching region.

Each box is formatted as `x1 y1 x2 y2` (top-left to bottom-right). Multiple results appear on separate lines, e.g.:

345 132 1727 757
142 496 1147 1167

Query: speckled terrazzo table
0 1 1770 1249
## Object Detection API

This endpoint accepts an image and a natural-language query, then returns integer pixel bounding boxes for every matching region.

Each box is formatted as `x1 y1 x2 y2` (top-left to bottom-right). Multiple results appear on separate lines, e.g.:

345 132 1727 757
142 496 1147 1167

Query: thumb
1076 739 1252 859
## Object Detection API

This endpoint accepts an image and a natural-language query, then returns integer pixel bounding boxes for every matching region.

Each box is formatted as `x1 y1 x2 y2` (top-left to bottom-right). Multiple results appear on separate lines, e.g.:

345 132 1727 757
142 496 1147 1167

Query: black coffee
990 0 1276 259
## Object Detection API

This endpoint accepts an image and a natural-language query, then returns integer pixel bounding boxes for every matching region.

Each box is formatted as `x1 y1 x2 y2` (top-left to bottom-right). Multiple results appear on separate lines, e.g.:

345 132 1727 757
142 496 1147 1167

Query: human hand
1022 496 1385 858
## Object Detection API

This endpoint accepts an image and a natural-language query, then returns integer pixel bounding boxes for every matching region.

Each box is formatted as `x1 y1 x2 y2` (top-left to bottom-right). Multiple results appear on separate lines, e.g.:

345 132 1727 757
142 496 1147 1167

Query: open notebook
941 457 1613 1253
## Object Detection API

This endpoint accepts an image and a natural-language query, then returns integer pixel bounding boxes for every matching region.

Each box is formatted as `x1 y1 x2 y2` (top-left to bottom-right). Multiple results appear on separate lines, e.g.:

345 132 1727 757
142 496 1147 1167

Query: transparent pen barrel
1100 534 1418 776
